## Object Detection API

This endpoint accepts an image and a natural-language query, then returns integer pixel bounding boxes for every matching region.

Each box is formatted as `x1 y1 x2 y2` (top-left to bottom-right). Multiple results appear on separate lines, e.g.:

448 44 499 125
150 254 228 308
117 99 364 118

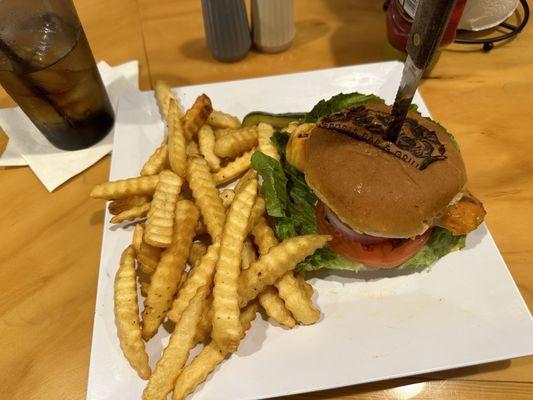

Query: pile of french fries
90 81 331 400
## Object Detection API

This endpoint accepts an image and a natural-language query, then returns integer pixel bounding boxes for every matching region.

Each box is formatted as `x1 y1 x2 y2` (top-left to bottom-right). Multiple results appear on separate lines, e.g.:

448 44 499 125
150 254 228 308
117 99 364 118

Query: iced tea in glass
0 0 114 150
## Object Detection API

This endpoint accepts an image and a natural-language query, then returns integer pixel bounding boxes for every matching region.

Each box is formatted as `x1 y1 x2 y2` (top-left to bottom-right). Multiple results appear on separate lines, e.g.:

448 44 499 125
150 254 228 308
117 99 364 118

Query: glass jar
386 0 468 52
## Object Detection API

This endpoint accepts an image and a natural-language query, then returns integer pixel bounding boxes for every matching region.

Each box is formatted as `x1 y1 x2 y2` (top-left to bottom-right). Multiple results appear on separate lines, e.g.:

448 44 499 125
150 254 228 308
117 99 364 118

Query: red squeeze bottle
386 0 467 52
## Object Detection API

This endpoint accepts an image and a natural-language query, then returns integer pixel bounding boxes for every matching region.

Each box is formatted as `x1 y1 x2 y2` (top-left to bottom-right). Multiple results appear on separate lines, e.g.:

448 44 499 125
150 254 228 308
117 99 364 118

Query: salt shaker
251 0 295 53
201 0 251 62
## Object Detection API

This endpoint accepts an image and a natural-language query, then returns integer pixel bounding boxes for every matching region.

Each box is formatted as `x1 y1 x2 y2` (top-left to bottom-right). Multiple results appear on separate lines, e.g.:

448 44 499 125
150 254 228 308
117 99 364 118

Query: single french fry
247 196 266 233
276 273 320 325
241 238 257 270
214 126 258 158
251 217 279 254
187 241 208 268
114 246 151 379
257 122 279 161
168 100 188 178
108 195 151 215
110 203 151 224
219 188 235 209
132 223 144 254
207 110 241 129
234 169 257 194
144 170 183 248
212 179 258 352
238 235 331 307
183 94 213 141
212 148 255 186
137 240 162 276
198 124 221 172
186 140 200 156
154 80 181 123
187 155 226 241
90 176 159 200
142 200 199 340
168 242 220 324
141 139 169 176
143 286 208 400
172 302 259 400
258 286 295 328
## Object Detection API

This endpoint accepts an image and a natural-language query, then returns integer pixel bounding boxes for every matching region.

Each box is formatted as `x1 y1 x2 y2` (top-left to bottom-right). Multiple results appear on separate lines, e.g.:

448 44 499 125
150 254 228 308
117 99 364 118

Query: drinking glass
0 0 114 150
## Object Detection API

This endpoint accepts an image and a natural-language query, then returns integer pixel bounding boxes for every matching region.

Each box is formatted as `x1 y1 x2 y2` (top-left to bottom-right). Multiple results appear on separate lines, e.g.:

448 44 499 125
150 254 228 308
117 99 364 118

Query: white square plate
86 61 533 400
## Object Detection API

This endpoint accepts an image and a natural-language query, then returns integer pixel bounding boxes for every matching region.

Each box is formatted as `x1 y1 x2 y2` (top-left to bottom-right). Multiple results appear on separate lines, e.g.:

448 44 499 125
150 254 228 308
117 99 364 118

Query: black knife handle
407 0 458 69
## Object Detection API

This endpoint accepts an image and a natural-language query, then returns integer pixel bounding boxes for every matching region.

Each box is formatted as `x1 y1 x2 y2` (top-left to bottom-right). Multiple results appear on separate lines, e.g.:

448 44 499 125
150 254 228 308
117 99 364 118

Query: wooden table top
1 1 532 399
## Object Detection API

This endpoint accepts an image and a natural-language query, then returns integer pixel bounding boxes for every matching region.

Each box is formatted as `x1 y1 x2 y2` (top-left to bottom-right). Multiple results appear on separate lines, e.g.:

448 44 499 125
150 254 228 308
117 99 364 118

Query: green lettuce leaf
250 151 288 218
304 92 385 122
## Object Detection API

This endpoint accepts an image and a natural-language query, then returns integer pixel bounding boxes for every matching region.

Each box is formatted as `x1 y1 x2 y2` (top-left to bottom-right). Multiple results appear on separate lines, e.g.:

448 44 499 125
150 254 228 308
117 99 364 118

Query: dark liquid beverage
0 12 114 150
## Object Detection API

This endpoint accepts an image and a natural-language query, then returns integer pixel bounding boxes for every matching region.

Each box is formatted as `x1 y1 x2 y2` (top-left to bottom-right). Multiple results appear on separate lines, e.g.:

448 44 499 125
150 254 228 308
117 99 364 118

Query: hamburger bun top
305 103 467 238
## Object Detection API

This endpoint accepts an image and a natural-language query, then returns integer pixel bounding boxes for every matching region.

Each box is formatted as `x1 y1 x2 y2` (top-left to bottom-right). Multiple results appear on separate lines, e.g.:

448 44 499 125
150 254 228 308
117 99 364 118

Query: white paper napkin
0 60 139 191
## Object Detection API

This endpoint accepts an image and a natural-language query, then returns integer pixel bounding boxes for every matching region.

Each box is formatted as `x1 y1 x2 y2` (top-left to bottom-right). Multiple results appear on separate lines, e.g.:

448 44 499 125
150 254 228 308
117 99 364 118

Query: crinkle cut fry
212 148 255 186
114 246 151 379
142 200 199 340
108 195 151 215
90 175 159 199
167 100 188 178
207 110 241 129
212 179 258 352
110 203 151 224
144 170 183 248
198 124 221 171
187 155 226 241
183 94 213 141
141 139 168 176
154 80 181 123
214 126 258 158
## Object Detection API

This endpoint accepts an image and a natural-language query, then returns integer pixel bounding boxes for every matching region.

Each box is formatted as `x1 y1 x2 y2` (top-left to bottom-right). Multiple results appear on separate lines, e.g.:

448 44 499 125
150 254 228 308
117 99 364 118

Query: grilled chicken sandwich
305 102 485 269
249 93 486 272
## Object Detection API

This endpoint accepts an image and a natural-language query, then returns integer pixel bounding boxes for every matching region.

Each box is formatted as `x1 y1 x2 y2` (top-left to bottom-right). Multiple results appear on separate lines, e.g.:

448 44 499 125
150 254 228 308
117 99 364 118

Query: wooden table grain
1 1 532 399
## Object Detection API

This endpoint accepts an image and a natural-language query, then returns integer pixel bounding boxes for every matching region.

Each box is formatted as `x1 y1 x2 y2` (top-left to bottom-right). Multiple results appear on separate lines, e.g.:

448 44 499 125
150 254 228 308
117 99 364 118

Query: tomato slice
316 201 431 269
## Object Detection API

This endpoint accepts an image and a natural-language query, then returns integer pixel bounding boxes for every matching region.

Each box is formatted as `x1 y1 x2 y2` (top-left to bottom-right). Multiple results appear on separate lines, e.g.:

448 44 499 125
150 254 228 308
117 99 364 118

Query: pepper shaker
201 0 251 62
251 0 295 53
